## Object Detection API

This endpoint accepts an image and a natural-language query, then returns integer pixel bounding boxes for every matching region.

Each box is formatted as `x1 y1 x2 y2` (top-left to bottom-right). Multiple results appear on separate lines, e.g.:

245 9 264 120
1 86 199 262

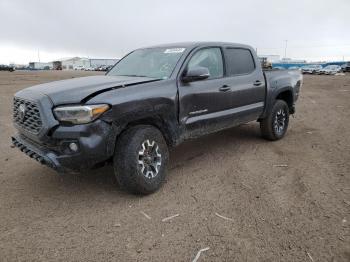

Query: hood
17 75 161 105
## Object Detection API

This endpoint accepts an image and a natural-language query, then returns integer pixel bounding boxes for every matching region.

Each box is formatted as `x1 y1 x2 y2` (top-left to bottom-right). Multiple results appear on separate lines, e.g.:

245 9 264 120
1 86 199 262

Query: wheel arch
106 114 180 157
124 116 179 147
275 89 294 113
260 86 295 120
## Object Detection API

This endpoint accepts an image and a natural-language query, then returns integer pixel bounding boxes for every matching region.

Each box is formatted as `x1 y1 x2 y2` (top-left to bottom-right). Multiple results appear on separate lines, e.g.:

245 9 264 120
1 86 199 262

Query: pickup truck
12 42 302 194
0 64 15 72
341 62 350 72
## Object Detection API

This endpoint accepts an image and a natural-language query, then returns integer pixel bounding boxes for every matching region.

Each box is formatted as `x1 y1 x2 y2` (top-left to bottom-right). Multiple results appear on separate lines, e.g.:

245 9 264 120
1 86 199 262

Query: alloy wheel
138 140 162 179
274 109 286 135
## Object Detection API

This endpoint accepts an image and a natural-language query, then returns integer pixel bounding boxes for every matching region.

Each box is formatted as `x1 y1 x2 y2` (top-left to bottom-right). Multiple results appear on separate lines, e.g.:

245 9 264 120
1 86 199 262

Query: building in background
279 58 307 63
271 58 346 69
90 59 119 68
258 54 280 63
60 57 90 70
28 62 53 70
28 57 119 70
60 57 119 70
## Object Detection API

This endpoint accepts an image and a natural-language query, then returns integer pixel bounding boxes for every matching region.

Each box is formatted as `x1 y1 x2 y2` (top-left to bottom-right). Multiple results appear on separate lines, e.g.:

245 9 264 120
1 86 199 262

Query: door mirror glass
182 66 210 82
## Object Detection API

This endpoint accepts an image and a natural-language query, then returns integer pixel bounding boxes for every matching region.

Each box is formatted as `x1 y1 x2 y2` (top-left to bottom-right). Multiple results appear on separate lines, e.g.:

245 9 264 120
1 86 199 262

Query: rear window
225 48 255 76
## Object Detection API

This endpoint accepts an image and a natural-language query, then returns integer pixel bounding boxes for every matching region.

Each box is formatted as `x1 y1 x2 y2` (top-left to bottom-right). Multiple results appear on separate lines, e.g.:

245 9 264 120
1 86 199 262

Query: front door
178 47 233 137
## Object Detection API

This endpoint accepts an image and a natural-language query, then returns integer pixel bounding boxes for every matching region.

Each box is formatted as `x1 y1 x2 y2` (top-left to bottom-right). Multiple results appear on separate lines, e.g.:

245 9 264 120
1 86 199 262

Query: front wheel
260 100 290 141
113 125 169 195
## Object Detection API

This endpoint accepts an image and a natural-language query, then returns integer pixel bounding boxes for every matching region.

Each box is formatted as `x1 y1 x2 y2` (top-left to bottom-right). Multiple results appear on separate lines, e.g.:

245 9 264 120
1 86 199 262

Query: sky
0 0 349 64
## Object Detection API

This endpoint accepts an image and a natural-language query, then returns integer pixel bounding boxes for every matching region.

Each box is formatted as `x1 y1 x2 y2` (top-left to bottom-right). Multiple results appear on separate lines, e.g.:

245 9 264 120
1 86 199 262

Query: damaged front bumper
11 120 116 173
12 134 63 171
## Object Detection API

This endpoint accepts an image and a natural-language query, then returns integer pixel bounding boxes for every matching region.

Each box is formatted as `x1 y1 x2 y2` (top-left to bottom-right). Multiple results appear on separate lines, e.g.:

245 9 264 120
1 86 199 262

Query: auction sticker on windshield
164 48 185 53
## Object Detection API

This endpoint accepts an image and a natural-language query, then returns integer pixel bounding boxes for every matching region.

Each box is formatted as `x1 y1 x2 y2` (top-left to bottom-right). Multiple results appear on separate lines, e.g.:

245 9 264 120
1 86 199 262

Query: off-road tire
113 125 169 195
260 100 289 141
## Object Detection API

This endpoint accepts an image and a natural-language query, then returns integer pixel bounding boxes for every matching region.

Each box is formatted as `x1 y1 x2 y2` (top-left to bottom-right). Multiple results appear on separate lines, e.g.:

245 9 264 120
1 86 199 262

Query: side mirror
182 66 210 83
106 66 111 73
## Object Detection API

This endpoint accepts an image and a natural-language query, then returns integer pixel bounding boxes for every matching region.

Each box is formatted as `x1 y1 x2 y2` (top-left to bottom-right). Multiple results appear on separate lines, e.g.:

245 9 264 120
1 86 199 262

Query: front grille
13 97 42 134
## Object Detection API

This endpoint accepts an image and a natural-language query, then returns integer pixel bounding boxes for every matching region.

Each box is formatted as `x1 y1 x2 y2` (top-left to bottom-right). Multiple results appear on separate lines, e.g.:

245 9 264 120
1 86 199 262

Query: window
187 48 223 79
225 48 255 76
107 47 185 79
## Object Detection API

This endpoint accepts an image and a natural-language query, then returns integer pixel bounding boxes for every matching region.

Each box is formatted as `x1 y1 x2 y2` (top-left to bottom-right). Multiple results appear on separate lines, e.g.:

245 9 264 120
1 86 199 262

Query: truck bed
261 69 302 117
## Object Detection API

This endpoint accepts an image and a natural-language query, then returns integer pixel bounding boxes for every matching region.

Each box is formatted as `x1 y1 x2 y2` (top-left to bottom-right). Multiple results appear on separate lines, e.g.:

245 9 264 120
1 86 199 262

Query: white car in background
74 65 85 70
318 65 342 75
301 65 323 74
84 67 94 71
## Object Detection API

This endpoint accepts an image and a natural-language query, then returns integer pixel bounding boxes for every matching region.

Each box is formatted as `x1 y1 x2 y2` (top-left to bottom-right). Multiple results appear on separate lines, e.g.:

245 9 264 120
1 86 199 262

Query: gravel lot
0 70 349 261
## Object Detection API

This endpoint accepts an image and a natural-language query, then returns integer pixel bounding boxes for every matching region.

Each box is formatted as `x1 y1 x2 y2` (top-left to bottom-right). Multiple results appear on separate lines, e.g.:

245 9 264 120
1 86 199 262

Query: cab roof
141 41 253 50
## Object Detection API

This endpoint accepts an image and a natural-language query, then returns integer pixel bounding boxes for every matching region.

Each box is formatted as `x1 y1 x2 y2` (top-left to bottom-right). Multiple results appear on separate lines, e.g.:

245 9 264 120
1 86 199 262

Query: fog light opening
69 142 79 152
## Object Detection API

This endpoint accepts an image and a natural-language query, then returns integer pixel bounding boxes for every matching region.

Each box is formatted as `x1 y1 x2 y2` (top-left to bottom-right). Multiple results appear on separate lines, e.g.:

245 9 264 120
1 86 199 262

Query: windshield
107 47 186 79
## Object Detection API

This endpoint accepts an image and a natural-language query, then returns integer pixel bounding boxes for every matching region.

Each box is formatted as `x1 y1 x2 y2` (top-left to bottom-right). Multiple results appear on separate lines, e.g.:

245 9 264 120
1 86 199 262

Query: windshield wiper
119 74 164 80
120 74 150 77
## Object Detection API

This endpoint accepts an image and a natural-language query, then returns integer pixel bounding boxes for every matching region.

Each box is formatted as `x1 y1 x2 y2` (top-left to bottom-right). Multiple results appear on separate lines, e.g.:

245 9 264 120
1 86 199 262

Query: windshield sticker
164 48 185 54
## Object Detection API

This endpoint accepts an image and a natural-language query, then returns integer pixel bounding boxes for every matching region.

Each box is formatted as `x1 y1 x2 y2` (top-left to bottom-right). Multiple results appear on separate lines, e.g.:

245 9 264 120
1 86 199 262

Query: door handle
219 85 231 92
253 80 262 86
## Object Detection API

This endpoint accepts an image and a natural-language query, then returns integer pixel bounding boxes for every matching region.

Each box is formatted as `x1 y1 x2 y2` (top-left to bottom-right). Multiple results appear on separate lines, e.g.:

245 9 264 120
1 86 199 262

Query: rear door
222 47 265 120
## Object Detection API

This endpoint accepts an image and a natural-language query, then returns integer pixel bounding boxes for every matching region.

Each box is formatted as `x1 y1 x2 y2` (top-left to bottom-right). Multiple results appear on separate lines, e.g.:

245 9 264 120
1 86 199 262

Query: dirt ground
0 70 349 261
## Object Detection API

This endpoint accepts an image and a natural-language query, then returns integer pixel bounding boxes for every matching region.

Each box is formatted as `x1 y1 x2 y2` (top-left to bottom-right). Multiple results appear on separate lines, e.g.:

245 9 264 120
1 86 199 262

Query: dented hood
21 75 161 105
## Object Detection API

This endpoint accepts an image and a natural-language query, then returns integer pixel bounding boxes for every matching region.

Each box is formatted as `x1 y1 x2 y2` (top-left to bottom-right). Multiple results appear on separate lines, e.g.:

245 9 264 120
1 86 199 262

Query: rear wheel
260 100 289 141
113 125 169 195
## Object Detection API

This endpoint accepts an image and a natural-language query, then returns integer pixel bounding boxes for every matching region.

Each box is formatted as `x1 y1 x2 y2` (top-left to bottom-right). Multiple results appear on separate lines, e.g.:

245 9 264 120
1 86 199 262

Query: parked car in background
0 64 15 72
95 65 109 71
74 65 85 70
288 66 300 70
102 65 111 71
318 65 342 75
11 42 302 194
84 66 95 71
341 62 350 72
301 65 322 74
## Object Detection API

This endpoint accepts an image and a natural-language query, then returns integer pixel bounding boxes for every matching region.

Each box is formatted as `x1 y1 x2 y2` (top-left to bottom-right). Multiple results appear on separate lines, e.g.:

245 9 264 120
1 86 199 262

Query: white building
90 59 119 67
28 62 53 70
279 58 307 63
60 57 119 70
60 57 90 70
28 57 119 70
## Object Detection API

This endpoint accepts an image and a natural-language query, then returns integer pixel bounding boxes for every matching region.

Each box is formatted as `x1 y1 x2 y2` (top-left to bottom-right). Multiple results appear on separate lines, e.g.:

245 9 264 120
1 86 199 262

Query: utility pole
284 40 288 59
38 49 41 62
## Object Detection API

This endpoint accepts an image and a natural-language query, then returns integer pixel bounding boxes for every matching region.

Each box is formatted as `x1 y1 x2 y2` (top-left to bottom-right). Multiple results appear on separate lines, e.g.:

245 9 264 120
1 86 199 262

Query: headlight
53 104 110 124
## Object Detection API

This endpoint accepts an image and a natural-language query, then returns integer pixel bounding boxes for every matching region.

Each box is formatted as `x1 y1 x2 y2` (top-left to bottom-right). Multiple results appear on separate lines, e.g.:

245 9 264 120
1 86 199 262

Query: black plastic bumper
12 135 63 171
11 120 115 173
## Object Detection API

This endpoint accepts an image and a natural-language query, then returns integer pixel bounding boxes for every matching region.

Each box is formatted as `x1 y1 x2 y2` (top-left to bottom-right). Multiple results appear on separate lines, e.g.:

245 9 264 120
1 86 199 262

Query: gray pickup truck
12 42 302 194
